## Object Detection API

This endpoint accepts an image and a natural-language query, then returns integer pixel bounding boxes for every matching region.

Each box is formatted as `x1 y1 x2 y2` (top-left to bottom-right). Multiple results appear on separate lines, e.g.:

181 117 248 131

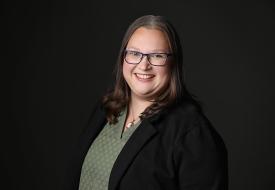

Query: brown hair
102 15 196 124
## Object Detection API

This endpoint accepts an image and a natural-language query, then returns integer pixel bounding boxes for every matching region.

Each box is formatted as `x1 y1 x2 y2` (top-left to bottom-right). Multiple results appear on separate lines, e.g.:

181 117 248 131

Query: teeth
136 73 154 79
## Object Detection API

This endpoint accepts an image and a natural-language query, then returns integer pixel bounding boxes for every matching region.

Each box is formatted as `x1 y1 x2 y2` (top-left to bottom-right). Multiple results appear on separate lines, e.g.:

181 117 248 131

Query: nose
138 55 151 70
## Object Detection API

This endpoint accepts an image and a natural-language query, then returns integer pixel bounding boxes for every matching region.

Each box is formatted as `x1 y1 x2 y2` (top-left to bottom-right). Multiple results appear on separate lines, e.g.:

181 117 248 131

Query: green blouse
78 109 141 190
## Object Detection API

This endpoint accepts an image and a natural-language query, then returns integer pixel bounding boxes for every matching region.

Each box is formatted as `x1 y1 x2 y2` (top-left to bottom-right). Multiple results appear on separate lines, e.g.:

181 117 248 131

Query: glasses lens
149 53 167 66
125 51 142 64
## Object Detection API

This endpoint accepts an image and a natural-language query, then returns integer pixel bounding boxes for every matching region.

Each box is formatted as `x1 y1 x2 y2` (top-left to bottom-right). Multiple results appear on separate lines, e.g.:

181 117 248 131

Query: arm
173 116 228 190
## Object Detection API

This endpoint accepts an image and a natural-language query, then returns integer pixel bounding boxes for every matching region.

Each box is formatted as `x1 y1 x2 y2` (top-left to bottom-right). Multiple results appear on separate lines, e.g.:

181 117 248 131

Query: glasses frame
124 50 173 66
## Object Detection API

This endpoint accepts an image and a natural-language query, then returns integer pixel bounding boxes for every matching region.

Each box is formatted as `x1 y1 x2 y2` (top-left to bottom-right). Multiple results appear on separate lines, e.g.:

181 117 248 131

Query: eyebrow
126 46 170 53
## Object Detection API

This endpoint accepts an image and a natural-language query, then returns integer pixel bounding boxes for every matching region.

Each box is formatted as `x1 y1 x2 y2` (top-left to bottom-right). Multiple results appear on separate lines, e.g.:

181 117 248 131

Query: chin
133 89 156 99
135 88 153 94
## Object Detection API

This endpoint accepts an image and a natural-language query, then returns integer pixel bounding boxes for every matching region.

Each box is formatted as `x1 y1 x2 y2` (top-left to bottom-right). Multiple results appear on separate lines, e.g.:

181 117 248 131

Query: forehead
126 27 171 52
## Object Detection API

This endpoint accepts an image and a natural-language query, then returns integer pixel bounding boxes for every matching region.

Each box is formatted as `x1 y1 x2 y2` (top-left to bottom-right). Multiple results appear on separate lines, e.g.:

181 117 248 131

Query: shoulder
149 99 227 152
150 99 205 132
167 99 203 121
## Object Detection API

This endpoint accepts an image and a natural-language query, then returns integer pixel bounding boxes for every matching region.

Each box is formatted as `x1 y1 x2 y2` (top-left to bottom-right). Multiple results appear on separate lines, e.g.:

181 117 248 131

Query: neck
125 94 153 130
128 93 153 119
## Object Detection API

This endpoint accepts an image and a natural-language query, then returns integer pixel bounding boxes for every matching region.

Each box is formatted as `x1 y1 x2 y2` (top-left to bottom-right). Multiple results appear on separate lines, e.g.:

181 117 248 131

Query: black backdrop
4 0 274 189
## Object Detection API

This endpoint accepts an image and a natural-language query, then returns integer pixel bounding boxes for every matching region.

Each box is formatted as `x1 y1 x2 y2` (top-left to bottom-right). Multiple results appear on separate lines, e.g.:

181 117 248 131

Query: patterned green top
78 109 141 190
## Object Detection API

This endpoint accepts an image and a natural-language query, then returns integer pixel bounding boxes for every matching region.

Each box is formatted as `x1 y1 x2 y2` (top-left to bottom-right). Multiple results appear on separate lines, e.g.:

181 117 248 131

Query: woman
68 15 228 190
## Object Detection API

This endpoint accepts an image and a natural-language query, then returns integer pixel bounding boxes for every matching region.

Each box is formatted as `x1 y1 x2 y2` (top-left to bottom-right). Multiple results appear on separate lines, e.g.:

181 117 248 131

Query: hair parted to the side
102 15 198 124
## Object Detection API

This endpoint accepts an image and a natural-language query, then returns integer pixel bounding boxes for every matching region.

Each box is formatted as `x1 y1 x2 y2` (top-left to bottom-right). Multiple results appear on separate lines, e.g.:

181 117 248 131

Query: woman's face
123 27 171 101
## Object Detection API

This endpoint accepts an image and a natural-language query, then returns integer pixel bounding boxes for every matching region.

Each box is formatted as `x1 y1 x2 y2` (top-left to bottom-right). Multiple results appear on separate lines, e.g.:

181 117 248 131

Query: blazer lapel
108 119 158 190
69 103 107 190
78 105 107 157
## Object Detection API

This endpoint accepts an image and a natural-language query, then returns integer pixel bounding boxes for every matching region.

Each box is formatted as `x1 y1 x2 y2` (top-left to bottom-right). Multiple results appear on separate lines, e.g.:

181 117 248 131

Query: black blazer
66 100 228 190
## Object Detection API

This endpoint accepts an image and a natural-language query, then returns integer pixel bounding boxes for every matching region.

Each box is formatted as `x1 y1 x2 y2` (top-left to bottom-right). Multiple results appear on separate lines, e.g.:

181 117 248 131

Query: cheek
122 62 133 79
122 63 126 77
122 62 134 75
122 62 128 77
157 68 170 83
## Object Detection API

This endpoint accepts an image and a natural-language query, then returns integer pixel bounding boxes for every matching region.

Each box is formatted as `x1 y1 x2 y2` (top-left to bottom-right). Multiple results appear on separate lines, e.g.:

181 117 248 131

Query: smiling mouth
135 73 155 80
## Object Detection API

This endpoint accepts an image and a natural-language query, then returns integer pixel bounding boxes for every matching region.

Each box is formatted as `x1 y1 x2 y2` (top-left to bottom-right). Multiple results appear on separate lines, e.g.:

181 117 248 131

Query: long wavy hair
102 15 198 124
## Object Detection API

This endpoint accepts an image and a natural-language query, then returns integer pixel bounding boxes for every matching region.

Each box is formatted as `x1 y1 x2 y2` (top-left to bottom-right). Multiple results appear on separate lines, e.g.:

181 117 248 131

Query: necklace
125 106 139 130
126 119 135 129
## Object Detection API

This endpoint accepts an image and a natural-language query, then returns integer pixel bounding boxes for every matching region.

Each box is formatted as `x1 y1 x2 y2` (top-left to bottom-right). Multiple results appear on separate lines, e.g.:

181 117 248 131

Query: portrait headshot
6 1 274 190
68 15 228 190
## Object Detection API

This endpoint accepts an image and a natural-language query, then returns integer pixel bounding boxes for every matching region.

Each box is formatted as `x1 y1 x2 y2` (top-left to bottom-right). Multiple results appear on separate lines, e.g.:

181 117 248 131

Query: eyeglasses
124 50 172 66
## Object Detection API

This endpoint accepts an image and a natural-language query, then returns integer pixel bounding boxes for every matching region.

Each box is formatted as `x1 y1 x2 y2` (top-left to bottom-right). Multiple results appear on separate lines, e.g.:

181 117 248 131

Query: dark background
4 0 274 189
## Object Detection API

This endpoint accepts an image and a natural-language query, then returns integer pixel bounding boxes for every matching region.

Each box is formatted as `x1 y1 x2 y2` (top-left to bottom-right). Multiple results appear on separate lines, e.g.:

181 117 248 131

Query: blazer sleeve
173 115 228 190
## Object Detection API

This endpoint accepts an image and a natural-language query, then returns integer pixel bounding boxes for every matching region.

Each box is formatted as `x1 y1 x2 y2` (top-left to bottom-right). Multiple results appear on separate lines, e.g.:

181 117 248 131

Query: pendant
126 121 135 129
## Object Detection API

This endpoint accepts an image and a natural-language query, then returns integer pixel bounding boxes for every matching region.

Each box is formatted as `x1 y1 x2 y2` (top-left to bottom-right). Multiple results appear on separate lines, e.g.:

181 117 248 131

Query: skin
122 27 171 128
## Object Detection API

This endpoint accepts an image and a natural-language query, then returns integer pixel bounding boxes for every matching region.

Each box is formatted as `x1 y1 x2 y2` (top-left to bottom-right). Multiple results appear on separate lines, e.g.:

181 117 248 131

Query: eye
128 51 141 57
152 53 166 59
